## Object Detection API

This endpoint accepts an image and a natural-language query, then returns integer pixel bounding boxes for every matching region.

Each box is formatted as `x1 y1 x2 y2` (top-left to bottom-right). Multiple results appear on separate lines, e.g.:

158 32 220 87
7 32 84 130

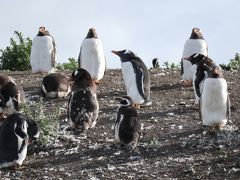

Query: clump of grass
23 100 60 152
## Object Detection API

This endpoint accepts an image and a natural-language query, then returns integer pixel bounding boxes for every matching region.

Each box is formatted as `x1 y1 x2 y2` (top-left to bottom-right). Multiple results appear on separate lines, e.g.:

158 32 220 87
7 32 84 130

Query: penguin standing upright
112 50 152 107
201 63 230 128
152 58 160 69
30 26 56 74
78 28 106 84
184 53 214 104
181 28 208 86
0 74 25 117
41 73 71 98
68 68 99 130
114 96 141 149
0 113 39 168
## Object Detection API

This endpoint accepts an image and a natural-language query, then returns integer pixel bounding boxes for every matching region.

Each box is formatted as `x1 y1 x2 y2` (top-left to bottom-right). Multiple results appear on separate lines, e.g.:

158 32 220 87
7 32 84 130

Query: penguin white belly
14 121 28 165
80 39 105 81
121 62 145 104
115 114 124 142
201 78 228 126
30 36 55 73
182 39 208 80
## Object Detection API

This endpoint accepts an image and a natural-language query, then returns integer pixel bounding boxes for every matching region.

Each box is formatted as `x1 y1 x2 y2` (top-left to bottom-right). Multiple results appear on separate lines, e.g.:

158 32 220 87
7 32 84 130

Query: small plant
56 57 78 70
220 53 240 71
0 31 32 71
23 100 60 151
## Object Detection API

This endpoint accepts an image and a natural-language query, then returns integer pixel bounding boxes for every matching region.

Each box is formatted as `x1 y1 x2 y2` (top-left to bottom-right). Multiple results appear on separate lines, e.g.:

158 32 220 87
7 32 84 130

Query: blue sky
0 0 239 69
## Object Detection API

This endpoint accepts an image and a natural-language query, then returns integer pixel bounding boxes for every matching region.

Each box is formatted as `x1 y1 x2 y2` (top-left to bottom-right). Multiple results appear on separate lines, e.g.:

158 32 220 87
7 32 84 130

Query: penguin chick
112 50 152 107
67 68 99 131
0 74 25 116
114 96 141 149
41 73 71 98
0 113 39 169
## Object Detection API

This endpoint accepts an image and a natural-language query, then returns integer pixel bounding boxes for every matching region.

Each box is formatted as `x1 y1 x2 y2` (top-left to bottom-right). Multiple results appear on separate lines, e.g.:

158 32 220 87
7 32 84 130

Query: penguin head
86 28 98 39
206 65 223 78
112 50 136 61
115 96 133 107
26 117 40 143
0 94 6 117
184 53 206 65
37 26 49 36
70 68 92 83
190 27 204 39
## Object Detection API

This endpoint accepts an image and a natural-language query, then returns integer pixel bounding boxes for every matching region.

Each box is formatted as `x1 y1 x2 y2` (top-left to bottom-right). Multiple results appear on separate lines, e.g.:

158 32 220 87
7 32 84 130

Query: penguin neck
189 34 204 40
37 31 49 36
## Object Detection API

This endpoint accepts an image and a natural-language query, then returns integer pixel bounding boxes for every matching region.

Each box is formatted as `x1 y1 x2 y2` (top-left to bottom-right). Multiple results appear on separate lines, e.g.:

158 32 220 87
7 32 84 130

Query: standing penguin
30 26 56 74
41 73 71 98
200 64 230 128
152 58 160 69
0 113 39 168
181 28 208 86
184 53 214 104
0 74 25 116
114 96 141 149
112 50 152 107
67 68 99 130
78 28 106 84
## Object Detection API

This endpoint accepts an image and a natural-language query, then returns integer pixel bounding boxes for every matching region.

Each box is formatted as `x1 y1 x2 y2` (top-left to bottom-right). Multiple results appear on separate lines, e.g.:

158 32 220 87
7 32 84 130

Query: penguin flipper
78 46 83 68
51 36 56 68
227 94 231 120
131 62 145 99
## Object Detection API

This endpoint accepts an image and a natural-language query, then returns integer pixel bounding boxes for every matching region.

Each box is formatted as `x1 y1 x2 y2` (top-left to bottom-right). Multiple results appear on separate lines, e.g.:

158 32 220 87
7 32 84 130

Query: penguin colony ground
0 27 238 177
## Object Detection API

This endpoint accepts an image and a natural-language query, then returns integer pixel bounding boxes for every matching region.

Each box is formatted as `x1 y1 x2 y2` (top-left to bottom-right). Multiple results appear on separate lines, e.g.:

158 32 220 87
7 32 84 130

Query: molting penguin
78 28 106 84
184 53 215 104
0 113 39 168
41 73 71 98
114 96 141 149
152 58 160 69
200 64 230 128
30 26 56 74
67 68 99 130
181 28 208 86
0 74 25 117
112 50 152 107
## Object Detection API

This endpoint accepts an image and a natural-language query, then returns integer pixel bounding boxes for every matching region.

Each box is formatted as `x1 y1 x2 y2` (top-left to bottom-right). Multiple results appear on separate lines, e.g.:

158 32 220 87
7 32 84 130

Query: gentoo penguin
152 58 160 69
184 53 215 104
0 74 25 116
114 96 141 149
181 28 208 86
112 50 152 107
67 68 99 130
200 64 230 128
30 26 56 74
0 113 39 168
41 73 71 98
78 28 106 84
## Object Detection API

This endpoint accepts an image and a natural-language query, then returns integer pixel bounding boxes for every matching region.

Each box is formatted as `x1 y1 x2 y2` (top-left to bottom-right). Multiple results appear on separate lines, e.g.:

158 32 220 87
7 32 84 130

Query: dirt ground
0 68 240 179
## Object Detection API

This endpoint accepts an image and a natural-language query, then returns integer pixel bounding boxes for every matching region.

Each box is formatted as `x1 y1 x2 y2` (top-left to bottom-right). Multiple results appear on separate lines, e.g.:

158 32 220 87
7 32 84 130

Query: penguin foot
141 101 152 107
181 80 192 87
132 104 141 109
94 80 102 84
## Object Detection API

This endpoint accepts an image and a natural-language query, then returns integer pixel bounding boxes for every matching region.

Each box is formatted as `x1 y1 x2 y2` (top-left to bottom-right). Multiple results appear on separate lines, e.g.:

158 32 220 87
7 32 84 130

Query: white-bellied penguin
78 28 106 84
181 28 208 86
67 68 99 131
30 26 56 73
0 74 25 117
114 96 141 149
0 113 39 168
112 50 152 107
41 73 71 98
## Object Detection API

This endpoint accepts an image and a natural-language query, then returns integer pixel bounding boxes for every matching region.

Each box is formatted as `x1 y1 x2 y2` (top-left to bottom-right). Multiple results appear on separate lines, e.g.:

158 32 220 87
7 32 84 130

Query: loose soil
0 69 240 179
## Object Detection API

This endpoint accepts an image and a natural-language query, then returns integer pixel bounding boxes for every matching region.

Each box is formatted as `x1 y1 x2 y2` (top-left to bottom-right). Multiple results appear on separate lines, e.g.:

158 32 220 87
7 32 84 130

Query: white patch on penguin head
194 54 199 58
117 96 133 106
124 50 131 54
74 70 79 76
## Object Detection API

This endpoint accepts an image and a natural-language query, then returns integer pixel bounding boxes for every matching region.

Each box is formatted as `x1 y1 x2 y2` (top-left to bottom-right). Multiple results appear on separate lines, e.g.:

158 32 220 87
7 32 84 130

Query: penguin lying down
0 113 39 169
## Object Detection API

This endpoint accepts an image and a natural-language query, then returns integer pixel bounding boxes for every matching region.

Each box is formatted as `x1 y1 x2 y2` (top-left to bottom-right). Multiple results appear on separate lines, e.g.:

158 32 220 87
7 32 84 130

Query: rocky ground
0 68 240 179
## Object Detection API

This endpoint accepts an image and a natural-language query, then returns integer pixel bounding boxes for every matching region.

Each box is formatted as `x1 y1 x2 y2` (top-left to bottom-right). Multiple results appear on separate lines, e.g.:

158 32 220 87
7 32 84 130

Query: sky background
0 0 239 69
